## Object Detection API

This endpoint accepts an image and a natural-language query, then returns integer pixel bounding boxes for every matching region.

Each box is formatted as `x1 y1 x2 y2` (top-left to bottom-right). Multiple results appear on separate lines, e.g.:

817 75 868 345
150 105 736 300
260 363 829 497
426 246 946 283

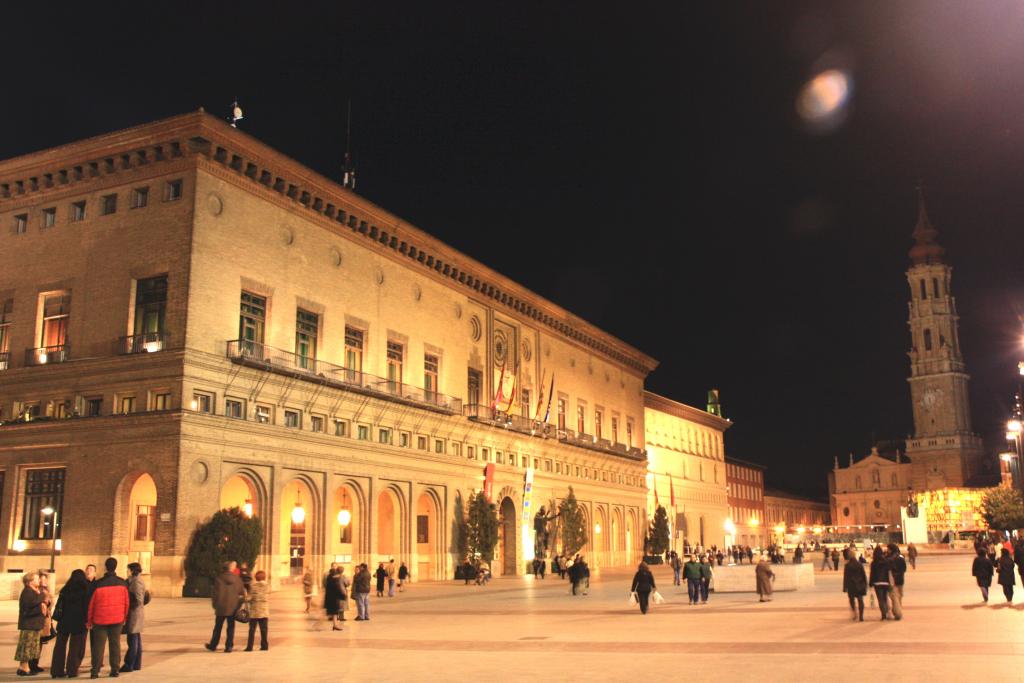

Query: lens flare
796 69 851 132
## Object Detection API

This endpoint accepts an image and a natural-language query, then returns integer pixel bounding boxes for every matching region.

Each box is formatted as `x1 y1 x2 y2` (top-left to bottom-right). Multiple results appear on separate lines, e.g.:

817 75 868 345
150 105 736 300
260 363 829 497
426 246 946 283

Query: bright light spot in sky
796 69 851 131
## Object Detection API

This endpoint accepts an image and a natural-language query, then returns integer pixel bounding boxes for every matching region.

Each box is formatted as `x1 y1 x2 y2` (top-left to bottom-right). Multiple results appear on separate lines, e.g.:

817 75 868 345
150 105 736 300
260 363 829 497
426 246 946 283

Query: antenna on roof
230 98 243 128
342 100 357 190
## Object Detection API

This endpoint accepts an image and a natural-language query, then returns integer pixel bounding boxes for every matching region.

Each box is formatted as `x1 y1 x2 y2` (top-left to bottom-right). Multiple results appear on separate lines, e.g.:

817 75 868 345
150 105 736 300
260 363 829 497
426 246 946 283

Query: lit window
557 398 566 430
152 393 171 411
611 416 619 444
594 410 603 439
0 298 12 363
192 392 213 414
20 468 65 540
135 505 154 541
130 187 149 209
424 354 439 399
626 420 634 448
295 309 318 370
239 291 266 354
164 179 183 201
40 292 71 351
577 404 585 433
119 395 136 414
100 194 117 215
344 327 364 382
387 341 403 392
70 200 86 222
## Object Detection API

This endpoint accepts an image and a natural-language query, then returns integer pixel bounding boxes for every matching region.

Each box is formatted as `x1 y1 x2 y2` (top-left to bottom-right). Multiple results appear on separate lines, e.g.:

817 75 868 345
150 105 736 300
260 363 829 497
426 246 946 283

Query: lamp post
41 506 58 572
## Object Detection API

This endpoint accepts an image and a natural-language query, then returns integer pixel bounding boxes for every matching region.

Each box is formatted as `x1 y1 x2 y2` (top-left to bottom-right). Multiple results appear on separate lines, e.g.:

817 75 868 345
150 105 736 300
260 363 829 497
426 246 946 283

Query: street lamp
41 506 58 572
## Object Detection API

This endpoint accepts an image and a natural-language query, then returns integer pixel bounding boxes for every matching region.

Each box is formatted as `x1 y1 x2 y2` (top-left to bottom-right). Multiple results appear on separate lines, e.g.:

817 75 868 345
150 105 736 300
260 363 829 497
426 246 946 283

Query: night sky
6 2 1024 497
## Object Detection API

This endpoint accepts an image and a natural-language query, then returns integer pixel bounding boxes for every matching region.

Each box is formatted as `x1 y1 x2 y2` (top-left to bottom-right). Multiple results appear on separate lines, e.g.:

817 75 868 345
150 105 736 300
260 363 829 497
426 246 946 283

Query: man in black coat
886 544 907 620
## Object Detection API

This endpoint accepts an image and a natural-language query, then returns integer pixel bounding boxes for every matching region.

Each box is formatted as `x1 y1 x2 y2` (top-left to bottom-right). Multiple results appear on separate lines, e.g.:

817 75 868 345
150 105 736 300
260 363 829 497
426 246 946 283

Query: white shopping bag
652 590 665 605
628 591 638 606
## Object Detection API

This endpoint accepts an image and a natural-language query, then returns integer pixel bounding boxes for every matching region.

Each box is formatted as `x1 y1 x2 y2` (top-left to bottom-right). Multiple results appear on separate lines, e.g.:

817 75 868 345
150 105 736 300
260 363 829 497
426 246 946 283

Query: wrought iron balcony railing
226 339 462 414
121 332 166 354
25 344 69 366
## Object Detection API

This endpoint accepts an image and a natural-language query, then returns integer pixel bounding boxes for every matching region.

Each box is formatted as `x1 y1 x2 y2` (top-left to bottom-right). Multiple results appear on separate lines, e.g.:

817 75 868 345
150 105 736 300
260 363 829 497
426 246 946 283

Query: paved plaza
0 554 1021 682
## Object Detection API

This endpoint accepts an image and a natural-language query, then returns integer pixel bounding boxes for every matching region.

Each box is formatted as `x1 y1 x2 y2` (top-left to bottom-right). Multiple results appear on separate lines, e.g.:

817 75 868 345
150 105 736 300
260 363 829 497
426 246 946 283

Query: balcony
25 344 69 366
464 405 646 461
121 332 166 354
0 352 8 370
226 339 462 415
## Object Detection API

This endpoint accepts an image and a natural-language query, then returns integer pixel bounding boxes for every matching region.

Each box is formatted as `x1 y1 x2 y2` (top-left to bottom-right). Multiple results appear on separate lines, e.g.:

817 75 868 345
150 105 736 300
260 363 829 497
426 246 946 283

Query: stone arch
331 479 367 568
219 467 272 575
111 471 158 574
626 508 639 563
280 475 321 579
376 484 408 562
415 488 444 581
594 506 609 567
578 504 591 559
498 496 517 576
611 507 623 565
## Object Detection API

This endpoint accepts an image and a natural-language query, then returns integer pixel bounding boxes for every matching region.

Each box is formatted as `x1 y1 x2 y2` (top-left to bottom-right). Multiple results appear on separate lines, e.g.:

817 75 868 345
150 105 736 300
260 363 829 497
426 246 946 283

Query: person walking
87 558 129 679
670 552 682 586
972 547 995 603
301 568 315 614
868 546 891 620
699 555 714 604
886 544 906 620
386 559 397 597
843 552 867 621
831 548 840 571
755 554 775 602
821 548 831 571
15 573 47 677
50 568 89 679
374 563 387 598
121 562 146 672
398 562 409 591
323 567 344 631
907 542 918 570
997 547 1016 603
244 571 270 651
354 564 371 621
568 557 582 596
462 559 474 586
683 555 702 605
630 562 656 615
746 546 754 564
579 557 591 595
205 561 245 653
337 566 351 621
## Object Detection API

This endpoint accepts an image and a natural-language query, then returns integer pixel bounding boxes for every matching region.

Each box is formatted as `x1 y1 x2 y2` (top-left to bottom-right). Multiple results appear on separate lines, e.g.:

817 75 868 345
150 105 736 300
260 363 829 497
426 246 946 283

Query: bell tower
904 189 983 488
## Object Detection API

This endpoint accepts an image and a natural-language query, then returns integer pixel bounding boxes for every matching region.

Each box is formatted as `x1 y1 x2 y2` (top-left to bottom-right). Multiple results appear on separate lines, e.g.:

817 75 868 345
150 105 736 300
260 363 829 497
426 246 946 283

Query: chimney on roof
707 389 723 417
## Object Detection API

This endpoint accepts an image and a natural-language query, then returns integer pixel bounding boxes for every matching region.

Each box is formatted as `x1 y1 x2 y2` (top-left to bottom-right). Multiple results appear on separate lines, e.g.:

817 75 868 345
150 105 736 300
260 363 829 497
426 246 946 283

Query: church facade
830 193 988 532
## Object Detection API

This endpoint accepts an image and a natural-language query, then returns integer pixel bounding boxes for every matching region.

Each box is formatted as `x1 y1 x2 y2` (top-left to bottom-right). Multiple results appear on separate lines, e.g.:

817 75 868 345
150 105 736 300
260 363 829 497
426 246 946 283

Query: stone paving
0 554 1020 682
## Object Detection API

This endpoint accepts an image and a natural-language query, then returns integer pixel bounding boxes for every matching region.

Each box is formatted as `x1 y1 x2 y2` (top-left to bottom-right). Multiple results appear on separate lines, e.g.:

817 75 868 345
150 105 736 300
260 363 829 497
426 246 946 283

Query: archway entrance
499 497 516 576
377 488 402 561
220 474 259 518
626 511 637 564
281 480 315 578
611 509 622 566
415 492 439 580
595 507 608 567
122 473 156 574
332 484 361 567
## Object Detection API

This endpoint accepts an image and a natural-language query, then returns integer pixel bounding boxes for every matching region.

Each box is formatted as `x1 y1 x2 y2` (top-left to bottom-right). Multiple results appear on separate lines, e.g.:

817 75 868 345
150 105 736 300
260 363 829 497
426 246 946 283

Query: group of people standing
842 543 906 621
971 533 1024 603
15 557 147 679
668 552 714 605
205 560 269 654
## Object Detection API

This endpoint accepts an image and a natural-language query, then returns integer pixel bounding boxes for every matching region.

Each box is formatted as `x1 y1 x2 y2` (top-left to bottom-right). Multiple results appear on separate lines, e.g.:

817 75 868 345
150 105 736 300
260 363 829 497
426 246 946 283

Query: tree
648 506 671 555
981 487 1024 532
558 487 588 557
451 493 469 561
466 491 499 563
185 507 264 581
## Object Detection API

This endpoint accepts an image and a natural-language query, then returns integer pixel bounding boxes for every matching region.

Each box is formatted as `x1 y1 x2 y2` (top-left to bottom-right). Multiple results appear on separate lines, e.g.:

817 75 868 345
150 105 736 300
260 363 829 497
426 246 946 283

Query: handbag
652 590 665 605
628 591 638 606
52 596 64 622
234 600 251 624
143 590 151 606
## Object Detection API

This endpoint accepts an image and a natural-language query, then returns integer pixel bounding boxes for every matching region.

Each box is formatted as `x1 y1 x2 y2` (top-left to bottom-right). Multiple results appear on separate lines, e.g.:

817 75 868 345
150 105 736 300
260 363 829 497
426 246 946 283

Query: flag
491 361 506 411
669 474 675 507
492 361 517 413
541 373 555 424
533 369 547 422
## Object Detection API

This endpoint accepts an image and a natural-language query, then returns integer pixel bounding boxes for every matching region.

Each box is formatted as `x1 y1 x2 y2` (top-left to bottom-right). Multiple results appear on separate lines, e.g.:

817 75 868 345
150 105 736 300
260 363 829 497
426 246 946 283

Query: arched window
932 278 939 297
891 473 898 487
924 329 933 351
919 279 927 299
855 475 862 490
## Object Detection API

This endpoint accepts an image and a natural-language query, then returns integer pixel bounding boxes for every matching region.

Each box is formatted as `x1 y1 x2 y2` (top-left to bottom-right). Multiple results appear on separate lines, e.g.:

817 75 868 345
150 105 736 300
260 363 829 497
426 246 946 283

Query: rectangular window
435 439 445 454
14 214 27 234
133 275 168 338
379 428 391 444
119 395 136 414
555 462 562 474
344 327 364 382
225 398 244 419
509 451 516 467
295 309 318 370
594 410 603 439
311 415 325 433
20 468 65 540
100 193 117 215
134 504 153 542
255 405 271 424
130 186 149 209
40 292 71 349
0 298 11 361
481 448 490 463
192 392 213 414
42 207 56 228
533 458 539 470
400 432 410 448
452 442 461 457
467 446 475 460
334 419 349 437
417 515 429 544
496 451 504 465
626 420 634 448
557 398 566 430
152 392 171 411
424 354 439 399
164 179 183 201
467 369 482 408
417 436 428 450
70 200 86 222
284 410 300 428
521 389 531 419
544 459 552 472
357 424 369 441
86 397 102 417
577 404 586 434
386 341 403 392
611 417 619 444
239 291 267 355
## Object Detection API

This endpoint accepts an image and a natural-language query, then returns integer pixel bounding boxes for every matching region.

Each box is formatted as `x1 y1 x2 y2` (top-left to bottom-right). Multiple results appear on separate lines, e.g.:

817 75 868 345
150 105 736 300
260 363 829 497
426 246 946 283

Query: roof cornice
643 391 732 431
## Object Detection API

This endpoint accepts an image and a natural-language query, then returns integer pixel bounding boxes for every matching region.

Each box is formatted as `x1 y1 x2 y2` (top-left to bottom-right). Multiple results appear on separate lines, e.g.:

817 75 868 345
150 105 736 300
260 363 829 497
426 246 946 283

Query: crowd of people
971 533 1024 603
15 557 147 678
841 543 907 621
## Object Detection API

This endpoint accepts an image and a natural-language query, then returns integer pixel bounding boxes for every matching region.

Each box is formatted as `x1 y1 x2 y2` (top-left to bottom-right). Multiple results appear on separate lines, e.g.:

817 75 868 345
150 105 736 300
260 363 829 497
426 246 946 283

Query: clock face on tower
919 388 943 411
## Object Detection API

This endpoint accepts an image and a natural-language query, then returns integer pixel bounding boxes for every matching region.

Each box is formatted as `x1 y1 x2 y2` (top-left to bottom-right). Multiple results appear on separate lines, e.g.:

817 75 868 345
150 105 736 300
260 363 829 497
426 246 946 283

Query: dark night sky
6 2 1024 497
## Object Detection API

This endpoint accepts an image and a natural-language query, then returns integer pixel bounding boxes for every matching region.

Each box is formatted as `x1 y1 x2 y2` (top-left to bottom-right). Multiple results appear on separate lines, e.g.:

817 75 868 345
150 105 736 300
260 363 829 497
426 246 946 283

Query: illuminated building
726 457 765 548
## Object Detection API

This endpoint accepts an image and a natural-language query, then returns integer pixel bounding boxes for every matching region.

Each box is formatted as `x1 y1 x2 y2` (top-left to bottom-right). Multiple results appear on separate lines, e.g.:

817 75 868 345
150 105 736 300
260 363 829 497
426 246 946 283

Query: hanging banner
483 463 496 502
522 469 535 522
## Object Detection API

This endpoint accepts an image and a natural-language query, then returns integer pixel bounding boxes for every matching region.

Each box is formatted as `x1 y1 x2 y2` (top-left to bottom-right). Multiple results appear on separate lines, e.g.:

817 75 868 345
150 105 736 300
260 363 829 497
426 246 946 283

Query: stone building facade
0 112 656 595
643 392 730 552
725 457 765 549
763 489 830 531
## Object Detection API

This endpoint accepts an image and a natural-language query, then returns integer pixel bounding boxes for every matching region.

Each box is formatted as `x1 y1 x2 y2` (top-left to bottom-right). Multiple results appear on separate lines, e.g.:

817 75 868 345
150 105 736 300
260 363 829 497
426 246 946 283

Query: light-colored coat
126 575 146 633
247 580 269 620
755 560 774 596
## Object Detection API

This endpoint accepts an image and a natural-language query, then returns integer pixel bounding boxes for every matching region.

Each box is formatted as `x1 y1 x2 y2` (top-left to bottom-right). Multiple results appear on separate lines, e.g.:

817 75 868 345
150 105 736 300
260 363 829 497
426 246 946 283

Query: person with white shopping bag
630 562 656 615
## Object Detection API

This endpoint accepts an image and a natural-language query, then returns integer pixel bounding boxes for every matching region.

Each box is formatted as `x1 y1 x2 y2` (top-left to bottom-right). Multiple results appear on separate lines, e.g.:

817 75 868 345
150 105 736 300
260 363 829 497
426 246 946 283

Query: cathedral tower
904 190 984 488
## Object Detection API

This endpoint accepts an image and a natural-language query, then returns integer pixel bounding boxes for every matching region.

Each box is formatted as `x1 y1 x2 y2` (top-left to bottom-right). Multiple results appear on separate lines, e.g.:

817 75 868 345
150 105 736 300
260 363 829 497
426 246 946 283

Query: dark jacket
683 561 702 581
354 568 371 594
398 565 409 580
55 581 89 635
18 586 46 631
630 568 655 593
87 572 129 627
211 571 245 617
699 562 714 580
374 567 387 590
843 558 868 596
323 573 342 615
972 556 995 587
888 554 907 586
869 558 890 587
998 555 1016 587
